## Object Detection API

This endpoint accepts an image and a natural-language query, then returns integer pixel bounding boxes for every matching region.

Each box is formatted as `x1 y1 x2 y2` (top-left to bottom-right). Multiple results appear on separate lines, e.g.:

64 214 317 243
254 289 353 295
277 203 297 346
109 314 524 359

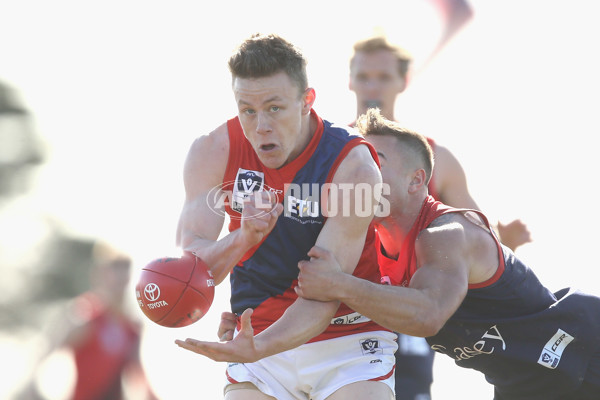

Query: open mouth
260 144 276 151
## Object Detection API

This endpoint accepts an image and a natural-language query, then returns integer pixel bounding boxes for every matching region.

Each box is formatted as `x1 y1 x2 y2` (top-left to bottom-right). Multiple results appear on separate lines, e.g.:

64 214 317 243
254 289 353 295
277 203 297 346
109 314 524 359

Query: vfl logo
537 329 574 369
205 178 282 220
144 283 161 302
360 338 382 355
330 312 370 325
232 169 264 213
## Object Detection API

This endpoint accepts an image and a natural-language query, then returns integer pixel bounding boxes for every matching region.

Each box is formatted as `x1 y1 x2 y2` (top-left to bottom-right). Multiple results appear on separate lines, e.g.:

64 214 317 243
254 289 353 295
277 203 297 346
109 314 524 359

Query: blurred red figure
23 241 158 400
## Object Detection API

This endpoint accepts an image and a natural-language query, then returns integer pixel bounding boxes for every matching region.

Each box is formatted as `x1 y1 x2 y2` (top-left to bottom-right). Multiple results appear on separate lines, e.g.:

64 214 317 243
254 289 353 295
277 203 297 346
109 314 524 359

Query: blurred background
1 0 599 399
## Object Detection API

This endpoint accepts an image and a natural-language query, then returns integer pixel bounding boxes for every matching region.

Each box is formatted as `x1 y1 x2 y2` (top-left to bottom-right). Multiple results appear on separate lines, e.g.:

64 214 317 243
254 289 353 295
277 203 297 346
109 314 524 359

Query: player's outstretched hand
295 246 343 302
218 311 236 341
497 218 532 251
175 308 262 363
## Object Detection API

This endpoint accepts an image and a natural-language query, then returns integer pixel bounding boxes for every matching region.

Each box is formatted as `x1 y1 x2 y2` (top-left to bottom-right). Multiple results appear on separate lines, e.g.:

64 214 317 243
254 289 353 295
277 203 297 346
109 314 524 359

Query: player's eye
270 106 280 112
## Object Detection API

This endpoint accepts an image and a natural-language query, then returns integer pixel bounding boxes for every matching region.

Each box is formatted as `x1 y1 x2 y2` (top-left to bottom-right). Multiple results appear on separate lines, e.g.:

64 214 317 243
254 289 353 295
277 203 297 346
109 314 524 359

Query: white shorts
225 330 397 400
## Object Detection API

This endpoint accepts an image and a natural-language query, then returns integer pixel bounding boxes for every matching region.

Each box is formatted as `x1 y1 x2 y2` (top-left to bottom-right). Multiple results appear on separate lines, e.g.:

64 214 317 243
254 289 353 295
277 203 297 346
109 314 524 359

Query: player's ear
302 88 316 115
400 72 410 92
408 169 426 193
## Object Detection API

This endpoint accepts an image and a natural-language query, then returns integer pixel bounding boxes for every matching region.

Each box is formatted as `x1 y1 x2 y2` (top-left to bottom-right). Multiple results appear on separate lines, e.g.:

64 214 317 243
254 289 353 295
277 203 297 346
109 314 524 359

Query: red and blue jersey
377 196 600 398
223 109 386 342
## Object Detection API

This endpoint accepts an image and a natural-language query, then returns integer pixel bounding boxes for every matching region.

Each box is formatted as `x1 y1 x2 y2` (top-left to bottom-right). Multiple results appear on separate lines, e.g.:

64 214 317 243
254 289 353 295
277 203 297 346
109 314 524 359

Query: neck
96 287 125 312
289 111 317 164
356 103 396 123
376 194 425 257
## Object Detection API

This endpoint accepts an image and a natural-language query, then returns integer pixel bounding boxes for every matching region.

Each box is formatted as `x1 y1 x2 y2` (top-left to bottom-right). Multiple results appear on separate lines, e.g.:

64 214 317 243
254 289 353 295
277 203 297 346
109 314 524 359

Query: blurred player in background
20 241 158 400
174 33 396 400
349 36 531 252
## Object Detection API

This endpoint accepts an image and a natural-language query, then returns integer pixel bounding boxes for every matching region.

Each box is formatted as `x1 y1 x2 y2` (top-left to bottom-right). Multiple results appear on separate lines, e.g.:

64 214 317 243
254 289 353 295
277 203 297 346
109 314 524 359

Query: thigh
325 380 394 400
303 331 397 400
225 382 277 400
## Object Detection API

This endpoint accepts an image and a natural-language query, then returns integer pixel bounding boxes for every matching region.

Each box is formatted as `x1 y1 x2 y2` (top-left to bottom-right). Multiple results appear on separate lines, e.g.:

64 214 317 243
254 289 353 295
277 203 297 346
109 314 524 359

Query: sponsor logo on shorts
331 311 371 325
360 338 382 355
537 329 574 369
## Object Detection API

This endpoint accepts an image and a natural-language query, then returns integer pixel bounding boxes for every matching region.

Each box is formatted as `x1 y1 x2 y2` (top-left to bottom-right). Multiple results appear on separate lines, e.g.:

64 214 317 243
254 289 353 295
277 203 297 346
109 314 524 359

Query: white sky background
1 0 600 399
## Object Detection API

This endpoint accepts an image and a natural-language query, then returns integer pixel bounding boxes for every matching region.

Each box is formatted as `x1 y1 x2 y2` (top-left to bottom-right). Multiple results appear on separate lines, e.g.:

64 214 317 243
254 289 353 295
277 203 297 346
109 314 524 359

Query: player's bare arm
176 144 381 362
176 125 282 284
433 144 479 210
298 213 499 337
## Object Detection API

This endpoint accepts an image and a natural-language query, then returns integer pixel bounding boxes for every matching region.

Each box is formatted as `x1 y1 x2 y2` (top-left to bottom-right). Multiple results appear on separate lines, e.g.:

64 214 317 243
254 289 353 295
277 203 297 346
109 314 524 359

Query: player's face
350 50 406 113
233 71 313 169
366 135 412 216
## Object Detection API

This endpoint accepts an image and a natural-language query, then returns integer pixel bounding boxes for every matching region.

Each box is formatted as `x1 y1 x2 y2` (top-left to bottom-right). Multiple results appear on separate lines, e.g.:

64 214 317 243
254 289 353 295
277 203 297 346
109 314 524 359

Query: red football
135 253 215 327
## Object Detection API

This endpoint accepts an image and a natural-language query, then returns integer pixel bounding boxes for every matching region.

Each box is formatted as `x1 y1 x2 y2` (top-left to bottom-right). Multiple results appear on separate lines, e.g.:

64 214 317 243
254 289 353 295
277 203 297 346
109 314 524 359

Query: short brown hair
356 108 433 183
351 36 412 79
228 33 308 95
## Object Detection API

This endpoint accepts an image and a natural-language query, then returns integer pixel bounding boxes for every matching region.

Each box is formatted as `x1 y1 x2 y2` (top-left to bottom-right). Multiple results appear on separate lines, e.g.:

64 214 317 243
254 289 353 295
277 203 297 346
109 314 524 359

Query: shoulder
419 213 467 245
332 142 381 185
418 211 489 251
187 122 229 161
417 211 495 260
432 142 462 171
183 122 229 183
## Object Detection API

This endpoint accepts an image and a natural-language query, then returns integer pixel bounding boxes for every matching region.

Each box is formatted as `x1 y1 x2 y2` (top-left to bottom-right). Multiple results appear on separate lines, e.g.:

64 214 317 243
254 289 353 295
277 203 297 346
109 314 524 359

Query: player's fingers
175 338 205 353
271 202 283 217
217 313 236 342
219 330 234 342
239 308 254 332
175 339 229 361
307 245 329 260
221 311 236 321
251 191 273 210
297 259 307 271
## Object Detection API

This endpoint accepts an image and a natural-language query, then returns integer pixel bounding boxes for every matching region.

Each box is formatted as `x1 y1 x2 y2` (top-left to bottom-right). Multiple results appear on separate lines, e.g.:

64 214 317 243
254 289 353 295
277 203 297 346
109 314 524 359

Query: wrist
330 272 352 302
231 229 256 256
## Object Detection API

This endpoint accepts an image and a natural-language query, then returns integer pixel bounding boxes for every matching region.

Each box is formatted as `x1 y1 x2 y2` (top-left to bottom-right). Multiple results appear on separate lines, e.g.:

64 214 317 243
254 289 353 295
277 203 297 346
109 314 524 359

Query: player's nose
256 112 272 135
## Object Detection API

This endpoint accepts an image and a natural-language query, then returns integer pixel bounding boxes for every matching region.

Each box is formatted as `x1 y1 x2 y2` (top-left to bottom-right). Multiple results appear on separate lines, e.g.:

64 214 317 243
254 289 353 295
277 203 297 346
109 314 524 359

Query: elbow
405 312 447 338
419 320 445 338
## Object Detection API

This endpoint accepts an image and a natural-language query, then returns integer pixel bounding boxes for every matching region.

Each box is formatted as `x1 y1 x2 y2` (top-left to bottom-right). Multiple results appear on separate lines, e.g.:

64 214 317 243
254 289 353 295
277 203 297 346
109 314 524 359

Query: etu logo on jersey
284 183 322 223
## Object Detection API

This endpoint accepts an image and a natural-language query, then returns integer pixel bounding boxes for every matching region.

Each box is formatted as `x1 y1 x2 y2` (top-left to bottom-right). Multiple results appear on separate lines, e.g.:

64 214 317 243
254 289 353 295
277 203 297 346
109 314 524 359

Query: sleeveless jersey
377 196 600 399
70 292 140 400
223 109 386 342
